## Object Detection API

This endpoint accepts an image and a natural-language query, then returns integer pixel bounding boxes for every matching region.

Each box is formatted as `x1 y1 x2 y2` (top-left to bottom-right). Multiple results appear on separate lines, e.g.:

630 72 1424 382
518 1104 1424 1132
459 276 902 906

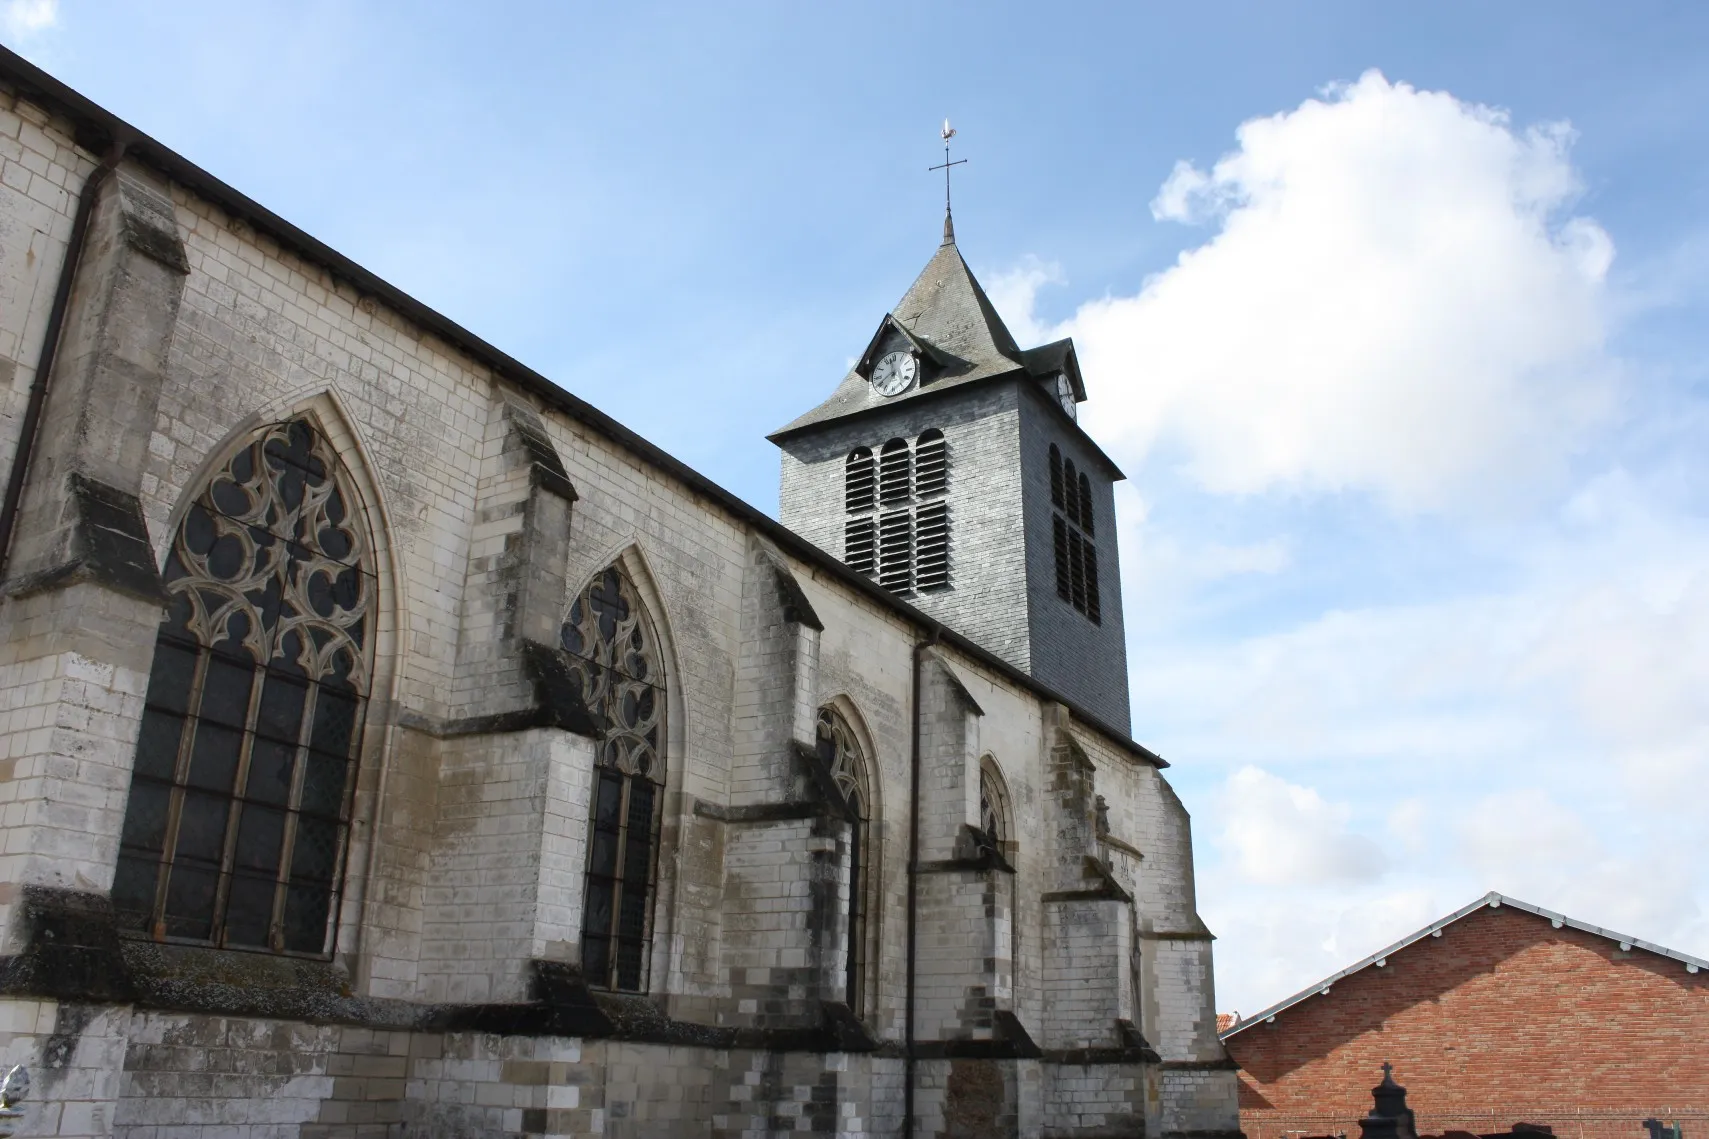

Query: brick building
1222 894 1709 1139
0 46 1239 1139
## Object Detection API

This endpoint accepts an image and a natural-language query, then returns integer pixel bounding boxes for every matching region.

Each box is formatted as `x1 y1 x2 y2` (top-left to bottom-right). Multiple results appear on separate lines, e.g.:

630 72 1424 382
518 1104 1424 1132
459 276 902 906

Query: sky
7 1 1708 1017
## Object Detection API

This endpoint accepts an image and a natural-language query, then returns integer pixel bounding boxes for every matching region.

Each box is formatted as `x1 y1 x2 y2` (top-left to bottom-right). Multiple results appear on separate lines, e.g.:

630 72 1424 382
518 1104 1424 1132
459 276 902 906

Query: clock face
1056 374 1077 418
871 351 918 397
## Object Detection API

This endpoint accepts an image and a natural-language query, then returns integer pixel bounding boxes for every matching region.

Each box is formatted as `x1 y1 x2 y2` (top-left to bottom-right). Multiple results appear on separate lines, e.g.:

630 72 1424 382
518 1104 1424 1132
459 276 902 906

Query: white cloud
1456 788 1598 879
1035 70 1617 510
1218 766 1387 886
984 257 1062 349
1 0 57 39
1149 494 1709 1012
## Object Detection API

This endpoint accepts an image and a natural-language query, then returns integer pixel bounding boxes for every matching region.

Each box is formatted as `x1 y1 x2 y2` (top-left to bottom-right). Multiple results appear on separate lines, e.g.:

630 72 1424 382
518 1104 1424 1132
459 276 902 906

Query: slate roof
768 238 1076 441
1219 891 1708 1041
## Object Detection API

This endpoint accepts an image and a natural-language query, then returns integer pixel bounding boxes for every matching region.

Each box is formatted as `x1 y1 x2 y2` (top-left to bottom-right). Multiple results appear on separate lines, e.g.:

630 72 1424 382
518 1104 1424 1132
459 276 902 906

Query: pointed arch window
979 758 1010 849
562 564 667 992
817 707 872 1015
111 418 375 956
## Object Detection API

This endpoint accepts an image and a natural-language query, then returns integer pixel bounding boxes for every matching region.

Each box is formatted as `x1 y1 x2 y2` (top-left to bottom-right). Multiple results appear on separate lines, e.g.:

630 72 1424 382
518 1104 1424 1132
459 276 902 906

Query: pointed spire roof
769 236 1038 441
892 237 1023 371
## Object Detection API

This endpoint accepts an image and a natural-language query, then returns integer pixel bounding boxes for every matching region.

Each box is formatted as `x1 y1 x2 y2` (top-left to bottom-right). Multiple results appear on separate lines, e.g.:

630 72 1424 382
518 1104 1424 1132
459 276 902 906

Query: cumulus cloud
1150 498 1709 1011
1032 70 1617 510
1218 766 1388 885
985 257 1062 349
1 0 57 39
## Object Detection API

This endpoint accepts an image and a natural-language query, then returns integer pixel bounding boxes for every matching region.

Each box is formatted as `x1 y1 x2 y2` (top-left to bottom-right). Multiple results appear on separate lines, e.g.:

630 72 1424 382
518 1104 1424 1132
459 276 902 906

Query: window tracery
817 706 871 1014
561 564 667 992
112 417 374 955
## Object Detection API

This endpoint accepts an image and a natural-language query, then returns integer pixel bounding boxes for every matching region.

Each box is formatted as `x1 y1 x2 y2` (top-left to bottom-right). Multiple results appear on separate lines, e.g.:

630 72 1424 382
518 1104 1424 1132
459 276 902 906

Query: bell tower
770 225 1132 733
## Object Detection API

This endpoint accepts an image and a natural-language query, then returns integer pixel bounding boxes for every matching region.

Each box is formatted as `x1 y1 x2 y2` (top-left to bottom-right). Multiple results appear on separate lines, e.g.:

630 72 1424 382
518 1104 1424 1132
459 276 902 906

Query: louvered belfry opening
842 430 950 595
844 516 876 577
112 417 375 957
914 428 947 496
845 447 875 513
878 438 911 504
1049 444 1100 623
878 509 913 592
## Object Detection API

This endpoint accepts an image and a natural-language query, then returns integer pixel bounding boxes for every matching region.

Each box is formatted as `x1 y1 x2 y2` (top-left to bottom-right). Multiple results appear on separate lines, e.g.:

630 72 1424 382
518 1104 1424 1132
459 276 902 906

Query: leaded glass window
817 707 871 1015
562 564 667 992
112 417 374 955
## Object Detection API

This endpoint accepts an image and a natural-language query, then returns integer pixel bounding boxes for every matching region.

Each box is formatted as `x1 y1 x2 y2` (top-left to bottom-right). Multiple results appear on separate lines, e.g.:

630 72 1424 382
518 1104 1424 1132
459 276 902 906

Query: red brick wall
1224 904 1709 1139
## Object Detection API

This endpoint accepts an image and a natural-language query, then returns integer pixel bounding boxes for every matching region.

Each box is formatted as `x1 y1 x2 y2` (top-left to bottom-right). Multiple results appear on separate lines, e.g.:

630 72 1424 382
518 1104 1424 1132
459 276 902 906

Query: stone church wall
0 65 1237 1138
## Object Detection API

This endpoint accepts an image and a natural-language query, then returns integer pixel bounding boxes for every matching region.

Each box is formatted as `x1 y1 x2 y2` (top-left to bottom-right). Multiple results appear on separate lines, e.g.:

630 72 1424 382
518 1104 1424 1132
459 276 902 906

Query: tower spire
929 119 967 246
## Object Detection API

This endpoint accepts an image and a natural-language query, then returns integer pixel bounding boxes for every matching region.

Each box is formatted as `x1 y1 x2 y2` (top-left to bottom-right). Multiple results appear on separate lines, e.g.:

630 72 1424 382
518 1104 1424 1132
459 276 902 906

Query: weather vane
929 119 966 244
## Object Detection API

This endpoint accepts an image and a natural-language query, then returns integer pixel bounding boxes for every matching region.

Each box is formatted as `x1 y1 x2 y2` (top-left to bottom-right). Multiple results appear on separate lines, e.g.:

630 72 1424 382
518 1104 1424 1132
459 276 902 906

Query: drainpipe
0 138 129 583
903 622 940 1139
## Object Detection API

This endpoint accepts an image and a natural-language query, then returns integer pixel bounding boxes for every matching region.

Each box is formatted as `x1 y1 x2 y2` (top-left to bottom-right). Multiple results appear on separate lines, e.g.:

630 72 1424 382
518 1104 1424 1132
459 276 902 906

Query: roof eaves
0 46 1169 774
1220 891 1709 1041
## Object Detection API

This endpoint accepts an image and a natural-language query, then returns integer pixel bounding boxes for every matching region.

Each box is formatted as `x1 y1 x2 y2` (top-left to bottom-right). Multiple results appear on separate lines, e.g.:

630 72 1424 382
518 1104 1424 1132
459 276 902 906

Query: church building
0 48 1238 1138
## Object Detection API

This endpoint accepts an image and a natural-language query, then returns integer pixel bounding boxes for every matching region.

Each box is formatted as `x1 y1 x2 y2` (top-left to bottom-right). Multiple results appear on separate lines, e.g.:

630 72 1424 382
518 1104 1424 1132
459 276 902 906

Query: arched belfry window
878 438 911 504
112 417 375 955
845 447 875 513
914 429 947 497
1048 444 1100 624
817 706 871 1014
563 564 667 992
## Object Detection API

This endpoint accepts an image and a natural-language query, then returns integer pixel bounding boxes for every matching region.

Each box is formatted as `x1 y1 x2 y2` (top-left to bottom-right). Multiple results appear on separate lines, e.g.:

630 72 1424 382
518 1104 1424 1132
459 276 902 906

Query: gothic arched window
563 564 667 992
979 757 1010 848
112 417 375 955
817 706 872 1015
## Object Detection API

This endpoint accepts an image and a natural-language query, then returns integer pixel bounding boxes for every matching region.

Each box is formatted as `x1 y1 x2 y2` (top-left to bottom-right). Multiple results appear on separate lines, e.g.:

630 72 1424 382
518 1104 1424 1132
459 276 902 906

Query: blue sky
8 1 1708 1015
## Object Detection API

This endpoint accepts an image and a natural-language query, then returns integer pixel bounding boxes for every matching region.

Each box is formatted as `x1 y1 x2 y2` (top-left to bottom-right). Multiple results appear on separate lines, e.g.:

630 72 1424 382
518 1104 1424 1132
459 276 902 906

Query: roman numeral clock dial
871 350 918 397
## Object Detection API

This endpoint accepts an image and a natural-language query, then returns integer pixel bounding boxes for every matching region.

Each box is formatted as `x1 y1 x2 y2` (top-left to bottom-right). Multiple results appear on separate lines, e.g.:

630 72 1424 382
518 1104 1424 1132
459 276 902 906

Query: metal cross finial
929 119 967 245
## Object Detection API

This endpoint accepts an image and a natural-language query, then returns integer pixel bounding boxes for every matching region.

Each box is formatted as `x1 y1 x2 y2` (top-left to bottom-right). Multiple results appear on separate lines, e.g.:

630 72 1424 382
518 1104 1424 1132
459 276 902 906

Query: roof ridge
1219 890 1708 1039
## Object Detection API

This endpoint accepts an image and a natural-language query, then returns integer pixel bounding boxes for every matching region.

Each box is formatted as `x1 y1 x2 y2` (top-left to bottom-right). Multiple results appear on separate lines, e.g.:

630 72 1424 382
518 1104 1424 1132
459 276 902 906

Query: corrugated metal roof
1219 892 1708 1040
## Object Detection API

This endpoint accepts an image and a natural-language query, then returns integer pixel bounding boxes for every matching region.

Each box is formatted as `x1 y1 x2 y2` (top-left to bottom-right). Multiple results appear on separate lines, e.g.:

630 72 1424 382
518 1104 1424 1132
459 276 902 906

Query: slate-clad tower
772 224 1132 732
